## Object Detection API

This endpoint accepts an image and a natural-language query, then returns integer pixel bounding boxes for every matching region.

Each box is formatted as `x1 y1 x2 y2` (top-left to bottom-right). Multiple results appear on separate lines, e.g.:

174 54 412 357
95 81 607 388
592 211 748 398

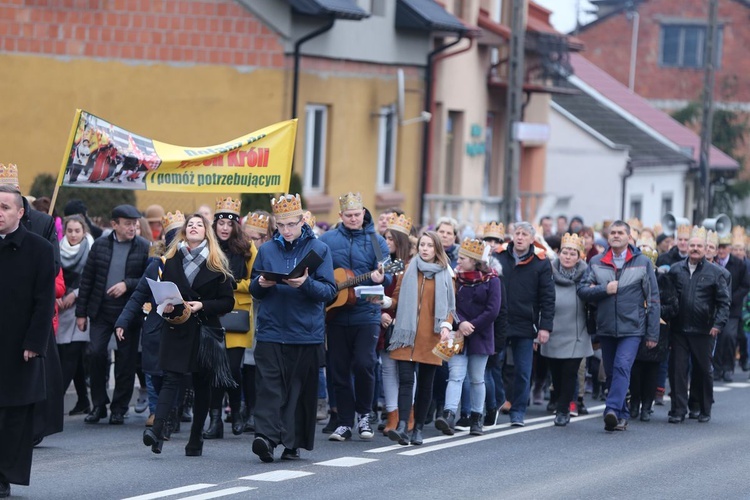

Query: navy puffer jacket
319 209 392 326
251 223 337 344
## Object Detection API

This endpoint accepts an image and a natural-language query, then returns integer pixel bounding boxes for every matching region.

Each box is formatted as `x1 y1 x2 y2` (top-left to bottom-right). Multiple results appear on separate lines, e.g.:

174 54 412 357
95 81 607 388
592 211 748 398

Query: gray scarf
388 256 455 351
180 240 209 286
60 234 92 274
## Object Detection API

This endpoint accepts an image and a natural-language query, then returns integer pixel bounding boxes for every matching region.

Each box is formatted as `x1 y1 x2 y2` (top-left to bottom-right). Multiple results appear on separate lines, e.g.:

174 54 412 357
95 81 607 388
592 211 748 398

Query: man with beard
0 184 56 498
668 227 730 423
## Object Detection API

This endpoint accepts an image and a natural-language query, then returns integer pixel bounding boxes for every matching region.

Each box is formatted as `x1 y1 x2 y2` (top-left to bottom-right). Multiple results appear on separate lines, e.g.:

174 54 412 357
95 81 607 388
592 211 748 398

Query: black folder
258 250 324 282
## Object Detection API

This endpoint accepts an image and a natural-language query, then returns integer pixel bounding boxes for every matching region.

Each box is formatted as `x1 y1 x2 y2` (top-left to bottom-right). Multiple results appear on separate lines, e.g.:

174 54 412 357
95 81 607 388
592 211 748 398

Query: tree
30 173 137 219
240 172 304 214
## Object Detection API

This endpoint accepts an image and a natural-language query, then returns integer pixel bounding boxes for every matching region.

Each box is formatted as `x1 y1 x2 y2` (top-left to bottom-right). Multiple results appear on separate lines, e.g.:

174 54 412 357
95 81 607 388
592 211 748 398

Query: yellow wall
1 54 423 225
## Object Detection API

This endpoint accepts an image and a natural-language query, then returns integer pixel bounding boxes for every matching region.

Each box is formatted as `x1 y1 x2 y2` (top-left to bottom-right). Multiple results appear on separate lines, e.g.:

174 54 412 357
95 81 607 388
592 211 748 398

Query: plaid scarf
456 269 497 286
180 240 209 286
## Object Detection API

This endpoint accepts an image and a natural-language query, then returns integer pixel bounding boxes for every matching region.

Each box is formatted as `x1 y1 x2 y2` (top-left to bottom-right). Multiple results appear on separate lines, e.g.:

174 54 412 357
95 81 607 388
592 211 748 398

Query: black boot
410 424 424 445
163 408 176 441
185 426 204 457
203 409 224 439
434 410 455 436
387 420 409 445
181 389 194 423
143 418 164 454
244 413 255 433
469 412 484 436
231 405 244 436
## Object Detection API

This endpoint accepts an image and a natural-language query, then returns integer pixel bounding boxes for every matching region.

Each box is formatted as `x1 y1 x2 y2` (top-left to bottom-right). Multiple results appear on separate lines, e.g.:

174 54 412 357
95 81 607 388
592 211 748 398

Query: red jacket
53 268 66 335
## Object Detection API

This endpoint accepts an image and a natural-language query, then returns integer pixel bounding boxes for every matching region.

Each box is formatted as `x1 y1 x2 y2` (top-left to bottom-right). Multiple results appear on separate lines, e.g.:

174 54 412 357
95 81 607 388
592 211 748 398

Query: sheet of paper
354 284 384 299
146 278 185 316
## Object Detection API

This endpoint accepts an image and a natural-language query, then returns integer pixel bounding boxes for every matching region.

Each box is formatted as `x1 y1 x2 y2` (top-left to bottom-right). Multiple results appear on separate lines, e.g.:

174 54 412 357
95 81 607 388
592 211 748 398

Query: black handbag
197 321 237 388
383 324 395 350
219 309 251 334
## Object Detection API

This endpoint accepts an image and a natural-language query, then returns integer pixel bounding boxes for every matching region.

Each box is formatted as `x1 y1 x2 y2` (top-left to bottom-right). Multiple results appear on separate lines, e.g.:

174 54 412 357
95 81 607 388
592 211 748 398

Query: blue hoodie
250 223 337 344
319 209 392 326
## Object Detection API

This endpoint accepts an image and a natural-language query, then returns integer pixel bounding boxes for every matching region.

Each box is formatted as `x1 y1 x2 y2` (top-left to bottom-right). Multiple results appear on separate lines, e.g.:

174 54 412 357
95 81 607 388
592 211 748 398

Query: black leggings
242 364 256 415
58 342 89 402
397 361 437 425
548 357 582 414
210 347 244 411
156 370 210 435
630 360 660 411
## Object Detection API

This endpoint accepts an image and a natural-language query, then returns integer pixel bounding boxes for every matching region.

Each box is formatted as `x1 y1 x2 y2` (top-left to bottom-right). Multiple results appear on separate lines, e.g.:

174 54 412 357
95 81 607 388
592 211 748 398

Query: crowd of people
1 160 748 497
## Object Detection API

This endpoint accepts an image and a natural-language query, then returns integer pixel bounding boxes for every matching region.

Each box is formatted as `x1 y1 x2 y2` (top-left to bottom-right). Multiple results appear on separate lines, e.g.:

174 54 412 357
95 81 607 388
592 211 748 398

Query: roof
569 53 739 169
288 0 369 20
552 83 693 168
396 0 476 35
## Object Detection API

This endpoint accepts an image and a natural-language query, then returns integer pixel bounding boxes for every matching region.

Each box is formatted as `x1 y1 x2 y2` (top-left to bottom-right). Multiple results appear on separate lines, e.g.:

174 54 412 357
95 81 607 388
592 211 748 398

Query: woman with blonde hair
117 213 234 456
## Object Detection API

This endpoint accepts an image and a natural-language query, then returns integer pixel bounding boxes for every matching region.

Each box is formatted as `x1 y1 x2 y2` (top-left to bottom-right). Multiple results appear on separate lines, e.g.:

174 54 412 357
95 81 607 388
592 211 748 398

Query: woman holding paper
123 213 234 456
204 197 257 439
387 231 456 446
435 239 501 437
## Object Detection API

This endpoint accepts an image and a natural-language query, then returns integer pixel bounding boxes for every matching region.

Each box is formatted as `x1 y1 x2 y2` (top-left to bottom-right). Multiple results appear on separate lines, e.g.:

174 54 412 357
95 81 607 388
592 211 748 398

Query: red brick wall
0 0 286 67
577 0 750 103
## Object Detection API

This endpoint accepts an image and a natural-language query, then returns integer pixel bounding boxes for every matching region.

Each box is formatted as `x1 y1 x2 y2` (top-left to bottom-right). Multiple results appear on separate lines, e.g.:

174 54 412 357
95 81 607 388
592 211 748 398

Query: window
630 196 642 221
444 111 463 195
661 192 673 219
377 105 397 191
304 104 328 193
370 0 385 16
660 24 723 69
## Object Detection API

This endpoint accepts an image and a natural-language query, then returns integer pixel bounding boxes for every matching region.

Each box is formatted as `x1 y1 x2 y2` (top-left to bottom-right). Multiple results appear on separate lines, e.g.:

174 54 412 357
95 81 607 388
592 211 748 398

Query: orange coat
389 270 454 366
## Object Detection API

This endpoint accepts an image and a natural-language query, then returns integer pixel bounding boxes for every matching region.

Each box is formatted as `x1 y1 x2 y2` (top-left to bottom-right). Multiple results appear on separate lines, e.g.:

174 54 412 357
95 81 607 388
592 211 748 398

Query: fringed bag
197 320 237 388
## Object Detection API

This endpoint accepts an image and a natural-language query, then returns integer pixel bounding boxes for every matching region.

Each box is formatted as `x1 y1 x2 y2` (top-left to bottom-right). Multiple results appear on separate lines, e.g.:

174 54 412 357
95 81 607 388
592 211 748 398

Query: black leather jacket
669 258 731 335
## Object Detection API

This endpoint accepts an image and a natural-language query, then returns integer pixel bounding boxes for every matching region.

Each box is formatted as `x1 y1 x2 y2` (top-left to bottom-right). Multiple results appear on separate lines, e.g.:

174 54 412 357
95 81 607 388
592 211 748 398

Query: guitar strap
369 233 384 263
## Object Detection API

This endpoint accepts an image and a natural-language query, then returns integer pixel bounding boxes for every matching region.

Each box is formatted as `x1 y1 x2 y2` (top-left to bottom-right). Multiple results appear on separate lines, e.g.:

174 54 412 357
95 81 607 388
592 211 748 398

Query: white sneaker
329 426 352 441
357 415 374 439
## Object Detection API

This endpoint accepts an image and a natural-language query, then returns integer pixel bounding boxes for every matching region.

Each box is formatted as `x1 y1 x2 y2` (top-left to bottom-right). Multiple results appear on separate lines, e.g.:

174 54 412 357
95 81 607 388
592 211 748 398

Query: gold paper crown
215 197 241 216
432 338 463 362
719 233 732 245
483 222 505 241
339 192 363 212
706 230 719 247
245 213 269 233
387 214 412 235
653 223 663 236
732 227 746 247
161 210 186 233
303 210 316 229
271 194 303 219
458 238 488 261
627 217 643 231
676 224 692 239
641 247 658 266
0 163 19 187
691 226 707 241
636 237 656 252
732 226 746 238
561 232 585 255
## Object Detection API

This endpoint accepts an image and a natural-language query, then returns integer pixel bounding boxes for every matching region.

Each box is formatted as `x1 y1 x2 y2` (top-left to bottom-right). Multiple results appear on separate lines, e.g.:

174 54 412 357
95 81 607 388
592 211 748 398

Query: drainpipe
291 18 335 120
627 9 639 91
621 162 634 219
419 35 471 225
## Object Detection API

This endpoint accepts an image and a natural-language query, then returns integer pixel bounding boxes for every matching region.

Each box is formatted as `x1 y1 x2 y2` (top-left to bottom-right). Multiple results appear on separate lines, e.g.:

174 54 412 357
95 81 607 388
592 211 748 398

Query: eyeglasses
276 219 301 230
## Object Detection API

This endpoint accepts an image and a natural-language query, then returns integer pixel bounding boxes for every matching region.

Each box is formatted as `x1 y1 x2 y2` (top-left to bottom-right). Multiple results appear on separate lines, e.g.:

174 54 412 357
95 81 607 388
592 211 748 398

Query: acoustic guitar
326 259 405 312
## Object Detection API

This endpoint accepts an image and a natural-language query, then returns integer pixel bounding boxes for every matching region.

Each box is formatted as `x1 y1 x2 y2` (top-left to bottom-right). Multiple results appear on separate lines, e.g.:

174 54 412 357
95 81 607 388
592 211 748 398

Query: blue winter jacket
250 223 337 344
578 244 660 342
319 209 392 326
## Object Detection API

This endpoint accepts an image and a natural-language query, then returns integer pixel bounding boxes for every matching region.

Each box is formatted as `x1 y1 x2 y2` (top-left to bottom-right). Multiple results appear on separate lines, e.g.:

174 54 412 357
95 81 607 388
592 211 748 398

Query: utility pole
697 0 718 221
502 0 526 225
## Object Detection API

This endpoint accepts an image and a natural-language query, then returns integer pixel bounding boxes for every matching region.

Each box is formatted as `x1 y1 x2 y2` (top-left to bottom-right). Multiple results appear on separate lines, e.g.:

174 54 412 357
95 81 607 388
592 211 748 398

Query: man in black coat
75 204 149 425
712 238 750 381
668 229 731 423
0 185 56 498
656 225 690 268
495 222 555 427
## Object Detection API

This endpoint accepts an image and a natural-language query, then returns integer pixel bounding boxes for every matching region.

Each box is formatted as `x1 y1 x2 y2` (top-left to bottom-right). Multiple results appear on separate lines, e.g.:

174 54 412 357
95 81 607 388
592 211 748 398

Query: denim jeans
318 367 327 400
380 351 400 412
506 337 534 421
485 349 507 409
445 353 490 414
600 336 641 419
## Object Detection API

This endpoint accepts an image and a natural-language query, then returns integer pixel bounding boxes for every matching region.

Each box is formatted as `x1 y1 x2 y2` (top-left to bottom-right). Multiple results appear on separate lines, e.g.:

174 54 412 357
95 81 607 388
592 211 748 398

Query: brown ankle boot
382 410 398 436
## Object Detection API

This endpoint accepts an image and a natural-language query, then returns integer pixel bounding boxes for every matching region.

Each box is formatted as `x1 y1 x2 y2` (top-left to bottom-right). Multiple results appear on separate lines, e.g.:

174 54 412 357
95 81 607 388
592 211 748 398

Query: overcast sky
533 0 597 33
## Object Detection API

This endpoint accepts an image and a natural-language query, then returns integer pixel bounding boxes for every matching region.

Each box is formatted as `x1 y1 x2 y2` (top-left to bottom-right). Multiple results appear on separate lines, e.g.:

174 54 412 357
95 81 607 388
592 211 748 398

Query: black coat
655 246 685 268
21 198 60 272
0 225 56 407
495 242 555 338
723 254 750 318
75 232 149 320
669 258 731 335
636 271 678 362
158 253 235 374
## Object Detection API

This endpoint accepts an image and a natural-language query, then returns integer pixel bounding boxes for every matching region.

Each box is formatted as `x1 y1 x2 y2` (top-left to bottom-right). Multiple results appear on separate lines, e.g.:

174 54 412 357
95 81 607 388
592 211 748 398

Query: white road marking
122 484 217 500
398 413 603 456
714 386 731 392
240 470 314 482
177 487 255 500
314 457 379 467
725 382 750 389
365 432 468 453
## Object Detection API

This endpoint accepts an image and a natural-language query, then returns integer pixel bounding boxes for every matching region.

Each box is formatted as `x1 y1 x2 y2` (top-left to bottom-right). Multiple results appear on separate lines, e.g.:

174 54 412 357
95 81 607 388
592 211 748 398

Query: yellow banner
57 110 297 193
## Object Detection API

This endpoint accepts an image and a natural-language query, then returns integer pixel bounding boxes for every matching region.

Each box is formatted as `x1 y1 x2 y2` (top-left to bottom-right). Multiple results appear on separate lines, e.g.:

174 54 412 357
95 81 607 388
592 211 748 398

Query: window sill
375 191 405 210
304 193 335 213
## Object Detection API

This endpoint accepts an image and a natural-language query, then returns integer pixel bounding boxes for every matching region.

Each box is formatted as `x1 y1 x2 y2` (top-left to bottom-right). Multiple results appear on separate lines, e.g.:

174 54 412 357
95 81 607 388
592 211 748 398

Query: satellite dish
397 68 405 123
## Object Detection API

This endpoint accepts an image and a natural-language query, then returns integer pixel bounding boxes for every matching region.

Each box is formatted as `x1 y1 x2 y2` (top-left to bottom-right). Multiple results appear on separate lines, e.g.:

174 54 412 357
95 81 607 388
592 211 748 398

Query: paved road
17 379 750 499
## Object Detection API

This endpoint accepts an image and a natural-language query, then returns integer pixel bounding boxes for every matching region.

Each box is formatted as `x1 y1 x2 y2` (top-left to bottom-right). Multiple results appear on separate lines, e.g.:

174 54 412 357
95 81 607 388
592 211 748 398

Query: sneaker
569 401 578 417
510 420 525 428
316 399 328 421
577 399 589 415
654 388 665 406
357 415 374 440
135 388 148 414
329 426 352 441
455 414 471 427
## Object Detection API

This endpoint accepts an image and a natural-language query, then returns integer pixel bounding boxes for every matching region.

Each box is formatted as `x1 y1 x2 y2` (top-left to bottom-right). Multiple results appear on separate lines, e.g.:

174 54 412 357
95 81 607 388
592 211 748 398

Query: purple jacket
455 275 501 355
